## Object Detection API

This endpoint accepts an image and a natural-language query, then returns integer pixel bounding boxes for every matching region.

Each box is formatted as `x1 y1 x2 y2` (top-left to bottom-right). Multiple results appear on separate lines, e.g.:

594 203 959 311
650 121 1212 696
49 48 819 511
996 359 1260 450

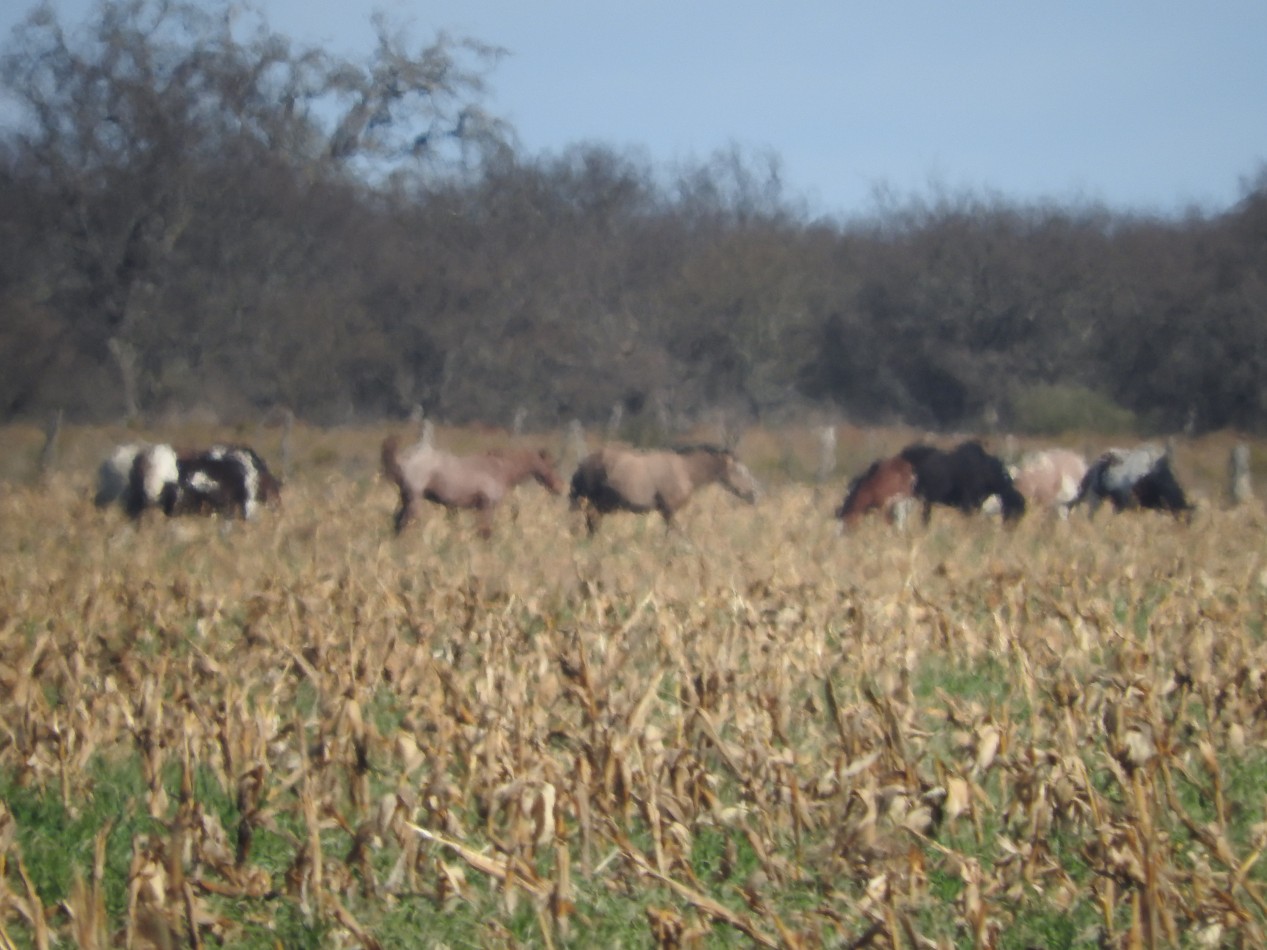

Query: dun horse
836 455 916 529
381 436 565 538
569 444 761 535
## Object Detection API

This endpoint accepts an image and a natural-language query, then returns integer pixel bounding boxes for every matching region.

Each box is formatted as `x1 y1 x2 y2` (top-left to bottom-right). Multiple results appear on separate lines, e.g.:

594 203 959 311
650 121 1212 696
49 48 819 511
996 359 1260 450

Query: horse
836 455 917 529
1010 448 1088 518
569 444 761 535
1073 444 1191 517
381 435 564 538
900 441 1025 523
96 441 281 520
172 444 282 520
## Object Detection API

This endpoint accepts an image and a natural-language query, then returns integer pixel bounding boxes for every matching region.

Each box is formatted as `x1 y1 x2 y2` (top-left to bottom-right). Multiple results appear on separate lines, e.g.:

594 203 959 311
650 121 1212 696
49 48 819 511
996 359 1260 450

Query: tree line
3 0 1266 435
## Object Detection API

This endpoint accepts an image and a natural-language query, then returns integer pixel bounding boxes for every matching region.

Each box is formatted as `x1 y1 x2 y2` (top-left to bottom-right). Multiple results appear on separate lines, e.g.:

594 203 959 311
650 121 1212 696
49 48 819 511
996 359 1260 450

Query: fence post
566 420 588 471
38 409 63 481
817 425 837 484
1229 443 1253 506
279 407 295 480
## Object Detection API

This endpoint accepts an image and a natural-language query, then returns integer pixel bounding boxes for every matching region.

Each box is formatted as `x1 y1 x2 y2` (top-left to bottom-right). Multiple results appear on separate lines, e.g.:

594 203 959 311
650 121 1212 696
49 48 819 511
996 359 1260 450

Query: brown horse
381 436 565 538
836 455 917 529
569 444 761 535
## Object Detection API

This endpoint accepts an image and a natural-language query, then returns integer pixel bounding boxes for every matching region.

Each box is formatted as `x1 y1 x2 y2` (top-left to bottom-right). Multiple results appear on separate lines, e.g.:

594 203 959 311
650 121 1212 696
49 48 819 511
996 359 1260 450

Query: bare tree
0 0 509 419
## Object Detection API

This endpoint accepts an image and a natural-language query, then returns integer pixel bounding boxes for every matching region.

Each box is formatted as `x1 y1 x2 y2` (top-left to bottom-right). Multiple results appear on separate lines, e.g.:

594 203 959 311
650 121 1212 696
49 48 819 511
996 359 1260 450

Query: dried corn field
2 425 1267 949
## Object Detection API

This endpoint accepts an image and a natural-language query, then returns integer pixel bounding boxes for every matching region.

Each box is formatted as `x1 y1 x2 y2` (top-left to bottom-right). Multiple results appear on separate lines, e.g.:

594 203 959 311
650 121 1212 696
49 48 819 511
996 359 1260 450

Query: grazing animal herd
836 439 1191 530
836 438 1190 529
92 430 1198 537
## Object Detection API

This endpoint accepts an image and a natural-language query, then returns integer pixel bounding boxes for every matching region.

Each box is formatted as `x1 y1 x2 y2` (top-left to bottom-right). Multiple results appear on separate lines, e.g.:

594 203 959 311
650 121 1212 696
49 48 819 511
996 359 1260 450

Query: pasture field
2 422 1267 948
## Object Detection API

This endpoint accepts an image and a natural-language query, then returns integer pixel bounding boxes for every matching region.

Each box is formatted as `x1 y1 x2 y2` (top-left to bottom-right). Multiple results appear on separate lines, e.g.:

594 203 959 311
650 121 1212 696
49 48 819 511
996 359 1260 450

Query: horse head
529 448 566 495
719 453 761 503
998 483 1027 521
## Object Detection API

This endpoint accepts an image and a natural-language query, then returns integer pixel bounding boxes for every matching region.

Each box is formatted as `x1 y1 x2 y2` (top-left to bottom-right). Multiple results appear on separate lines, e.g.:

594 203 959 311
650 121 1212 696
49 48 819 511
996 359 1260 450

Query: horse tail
381 436 405 487
1070 456 1105 509
569 453 605 508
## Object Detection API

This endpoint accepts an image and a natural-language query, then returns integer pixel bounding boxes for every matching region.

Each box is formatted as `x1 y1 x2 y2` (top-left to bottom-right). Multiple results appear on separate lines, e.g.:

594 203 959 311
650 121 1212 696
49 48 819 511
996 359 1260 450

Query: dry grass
1 423 1266 948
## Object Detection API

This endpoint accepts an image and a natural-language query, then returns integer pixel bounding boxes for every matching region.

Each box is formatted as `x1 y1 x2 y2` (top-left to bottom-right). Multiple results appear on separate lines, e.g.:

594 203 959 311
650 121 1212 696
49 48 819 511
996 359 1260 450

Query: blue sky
7 1 1267 218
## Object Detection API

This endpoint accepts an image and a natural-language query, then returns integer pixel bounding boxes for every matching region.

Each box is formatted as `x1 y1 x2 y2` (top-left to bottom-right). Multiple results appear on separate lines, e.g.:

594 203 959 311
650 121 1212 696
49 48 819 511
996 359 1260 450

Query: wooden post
1002 433 1019 466
817 425 837 483
654 395 672 436
512 407 527 436
107 338 140 422
983 403 1000 435
566 420 587 471
279 408 295 480
1228 443 1253 506
38 409 63 481
607 404 623 440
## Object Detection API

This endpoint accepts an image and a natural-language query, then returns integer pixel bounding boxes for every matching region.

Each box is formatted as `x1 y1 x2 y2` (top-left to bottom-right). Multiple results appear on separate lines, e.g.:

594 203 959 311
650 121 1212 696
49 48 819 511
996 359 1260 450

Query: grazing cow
1074 445 1191 517
1010 448 1088 519
901 441 1026 524
836 455 917 529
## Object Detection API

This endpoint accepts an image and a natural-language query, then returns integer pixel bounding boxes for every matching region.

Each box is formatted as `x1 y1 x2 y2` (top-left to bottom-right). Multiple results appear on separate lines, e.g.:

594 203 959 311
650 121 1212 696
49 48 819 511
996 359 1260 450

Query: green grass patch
1 756 160 916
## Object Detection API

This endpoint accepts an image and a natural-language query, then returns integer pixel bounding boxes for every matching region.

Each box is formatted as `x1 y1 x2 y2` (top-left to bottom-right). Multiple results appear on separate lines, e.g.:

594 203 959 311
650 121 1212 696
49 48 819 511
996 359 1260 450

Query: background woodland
3 0 1266 436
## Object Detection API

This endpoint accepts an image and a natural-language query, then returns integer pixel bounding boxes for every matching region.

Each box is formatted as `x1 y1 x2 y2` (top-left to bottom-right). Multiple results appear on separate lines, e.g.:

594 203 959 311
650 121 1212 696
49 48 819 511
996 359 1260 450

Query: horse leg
1109 488 1133 512
655 496 678 535
584 505 601 536
475 497 494 540
394 495 416 534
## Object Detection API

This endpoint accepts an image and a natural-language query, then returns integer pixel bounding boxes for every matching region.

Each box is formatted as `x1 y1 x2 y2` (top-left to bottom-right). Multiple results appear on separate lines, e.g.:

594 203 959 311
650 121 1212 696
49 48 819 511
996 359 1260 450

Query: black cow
900 440 1026 524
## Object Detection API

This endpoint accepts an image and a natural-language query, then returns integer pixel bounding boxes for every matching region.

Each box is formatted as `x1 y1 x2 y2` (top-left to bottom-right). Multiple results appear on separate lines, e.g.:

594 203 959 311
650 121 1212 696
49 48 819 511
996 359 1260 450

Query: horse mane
831 458 881 516
899 443 939 466
487 445 552 463
838 459 883 517
847 459 882 492
671 443 731 457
